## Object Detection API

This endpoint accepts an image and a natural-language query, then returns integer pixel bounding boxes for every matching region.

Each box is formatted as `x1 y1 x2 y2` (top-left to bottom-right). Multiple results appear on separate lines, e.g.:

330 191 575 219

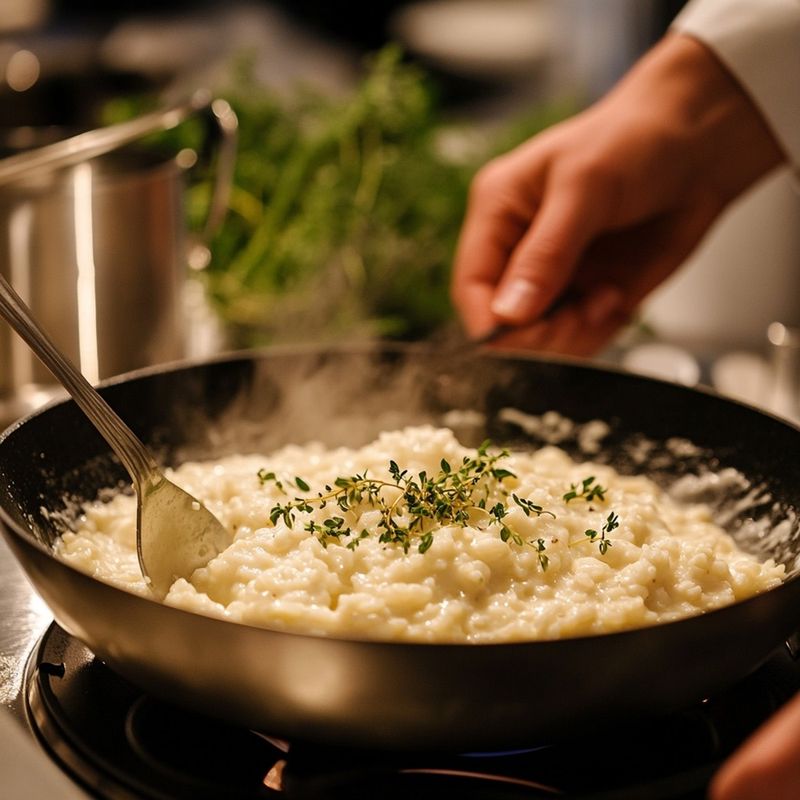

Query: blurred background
1 0 799 423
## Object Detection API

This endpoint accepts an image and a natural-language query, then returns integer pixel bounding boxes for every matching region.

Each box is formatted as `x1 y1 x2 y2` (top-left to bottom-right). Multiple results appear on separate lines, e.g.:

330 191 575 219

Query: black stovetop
20 621 800 800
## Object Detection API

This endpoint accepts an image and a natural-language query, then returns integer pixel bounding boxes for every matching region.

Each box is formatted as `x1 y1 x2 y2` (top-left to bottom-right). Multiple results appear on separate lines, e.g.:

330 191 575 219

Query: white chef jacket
672 0 800 170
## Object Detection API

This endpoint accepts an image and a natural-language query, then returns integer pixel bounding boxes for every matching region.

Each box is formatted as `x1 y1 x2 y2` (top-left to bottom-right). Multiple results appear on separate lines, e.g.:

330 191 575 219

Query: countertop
0 534 88 798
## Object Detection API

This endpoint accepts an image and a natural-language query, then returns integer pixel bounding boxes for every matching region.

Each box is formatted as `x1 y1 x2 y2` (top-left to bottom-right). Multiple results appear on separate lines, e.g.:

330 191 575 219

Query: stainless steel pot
0 91 237 424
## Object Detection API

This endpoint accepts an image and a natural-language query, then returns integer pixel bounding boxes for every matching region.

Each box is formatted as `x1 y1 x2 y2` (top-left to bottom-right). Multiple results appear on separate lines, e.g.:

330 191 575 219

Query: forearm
672 0 800 171
591 33 785 213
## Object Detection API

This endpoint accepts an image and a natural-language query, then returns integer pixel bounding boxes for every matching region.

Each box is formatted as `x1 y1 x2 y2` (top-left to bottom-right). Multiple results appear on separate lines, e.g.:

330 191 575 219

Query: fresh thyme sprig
584 511 619 555
563 475 618 555
258 440 555 561
258 447 619 567
563 476 607 504
255 470 311 494
487 496 554 570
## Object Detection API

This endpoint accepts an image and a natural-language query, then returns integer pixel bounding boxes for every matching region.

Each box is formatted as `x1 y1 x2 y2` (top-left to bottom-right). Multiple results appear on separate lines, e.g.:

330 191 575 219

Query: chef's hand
709 689 800 800
451 33 784 356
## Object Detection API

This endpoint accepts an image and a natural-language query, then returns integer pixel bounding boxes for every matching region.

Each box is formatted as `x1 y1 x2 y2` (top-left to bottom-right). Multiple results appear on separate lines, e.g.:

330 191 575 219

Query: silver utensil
463 289 578 349
0 272 231 599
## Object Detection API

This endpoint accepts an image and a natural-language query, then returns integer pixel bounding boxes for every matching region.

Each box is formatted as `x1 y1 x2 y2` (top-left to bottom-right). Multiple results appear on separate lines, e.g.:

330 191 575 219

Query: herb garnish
258 447 620 566
564 476 619 555
256 471 313 494
260 441 555 562
487 497 555 563
584 511 619 555
563 476 607 503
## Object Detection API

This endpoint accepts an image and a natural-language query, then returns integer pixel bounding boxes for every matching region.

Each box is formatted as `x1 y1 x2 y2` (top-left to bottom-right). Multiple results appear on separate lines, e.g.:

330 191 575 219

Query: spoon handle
0 272 158 486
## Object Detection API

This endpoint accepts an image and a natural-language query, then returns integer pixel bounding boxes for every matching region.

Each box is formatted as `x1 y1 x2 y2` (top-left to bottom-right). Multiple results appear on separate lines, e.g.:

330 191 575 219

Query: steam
173 344 445 460
170 342 524 462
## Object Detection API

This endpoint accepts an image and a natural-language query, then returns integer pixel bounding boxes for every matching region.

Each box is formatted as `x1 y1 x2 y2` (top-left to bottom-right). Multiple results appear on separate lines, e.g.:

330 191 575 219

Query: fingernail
491 278 543 322
586 285 624 326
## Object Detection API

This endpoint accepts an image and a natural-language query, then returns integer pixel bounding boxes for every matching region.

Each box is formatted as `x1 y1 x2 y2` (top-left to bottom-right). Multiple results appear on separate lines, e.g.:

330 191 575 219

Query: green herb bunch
102 46 575 346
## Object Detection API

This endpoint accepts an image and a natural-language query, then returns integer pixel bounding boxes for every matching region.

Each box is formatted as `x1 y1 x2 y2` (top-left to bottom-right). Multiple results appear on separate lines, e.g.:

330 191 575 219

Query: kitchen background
1 0 799 424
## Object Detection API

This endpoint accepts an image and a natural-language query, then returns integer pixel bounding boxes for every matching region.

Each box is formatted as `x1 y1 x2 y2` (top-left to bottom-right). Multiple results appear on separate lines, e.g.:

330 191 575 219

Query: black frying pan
1 344 799 751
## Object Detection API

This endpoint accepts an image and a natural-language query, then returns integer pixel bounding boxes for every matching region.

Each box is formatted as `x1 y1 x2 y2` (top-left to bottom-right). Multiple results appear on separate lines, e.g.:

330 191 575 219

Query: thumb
491 184 605 324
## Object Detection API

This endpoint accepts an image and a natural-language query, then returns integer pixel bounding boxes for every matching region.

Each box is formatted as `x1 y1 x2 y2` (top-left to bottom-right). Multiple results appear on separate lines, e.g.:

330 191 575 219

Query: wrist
618 33 786 204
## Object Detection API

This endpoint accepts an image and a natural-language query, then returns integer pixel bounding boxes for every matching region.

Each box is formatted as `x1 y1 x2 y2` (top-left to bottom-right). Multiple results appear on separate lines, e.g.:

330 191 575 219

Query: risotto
55 426 785 643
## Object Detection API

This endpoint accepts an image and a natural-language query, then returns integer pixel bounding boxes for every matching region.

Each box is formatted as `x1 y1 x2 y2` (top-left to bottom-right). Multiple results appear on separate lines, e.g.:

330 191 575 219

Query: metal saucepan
0 91 237 424
1 344 799 751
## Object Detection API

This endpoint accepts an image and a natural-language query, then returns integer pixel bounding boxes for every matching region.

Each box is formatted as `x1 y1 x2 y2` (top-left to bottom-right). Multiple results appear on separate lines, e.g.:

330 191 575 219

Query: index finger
451 157 544 336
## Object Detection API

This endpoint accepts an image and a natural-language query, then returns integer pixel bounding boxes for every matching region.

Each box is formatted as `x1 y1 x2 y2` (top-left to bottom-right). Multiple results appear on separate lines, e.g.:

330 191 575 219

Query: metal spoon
455 289 579 352
0 272 231 600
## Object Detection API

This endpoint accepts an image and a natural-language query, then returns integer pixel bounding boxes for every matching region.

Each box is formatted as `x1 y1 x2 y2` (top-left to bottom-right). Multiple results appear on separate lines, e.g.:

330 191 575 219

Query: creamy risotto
56 426 785 643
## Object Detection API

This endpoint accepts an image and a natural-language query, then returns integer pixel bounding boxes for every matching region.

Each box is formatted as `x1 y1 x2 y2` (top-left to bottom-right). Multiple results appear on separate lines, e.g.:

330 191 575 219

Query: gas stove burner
25 623 277 799
23 623 800 799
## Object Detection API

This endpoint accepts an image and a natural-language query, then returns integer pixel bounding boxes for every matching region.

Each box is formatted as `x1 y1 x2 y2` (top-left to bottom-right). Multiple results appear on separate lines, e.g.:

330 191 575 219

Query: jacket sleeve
671 0 800 170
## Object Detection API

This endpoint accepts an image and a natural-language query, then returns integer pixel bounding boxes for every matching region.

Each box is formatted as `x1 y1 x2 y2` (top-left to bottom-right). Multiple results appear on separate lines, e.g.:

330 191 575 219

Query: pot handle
183 96 239 269
0 89 234 188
